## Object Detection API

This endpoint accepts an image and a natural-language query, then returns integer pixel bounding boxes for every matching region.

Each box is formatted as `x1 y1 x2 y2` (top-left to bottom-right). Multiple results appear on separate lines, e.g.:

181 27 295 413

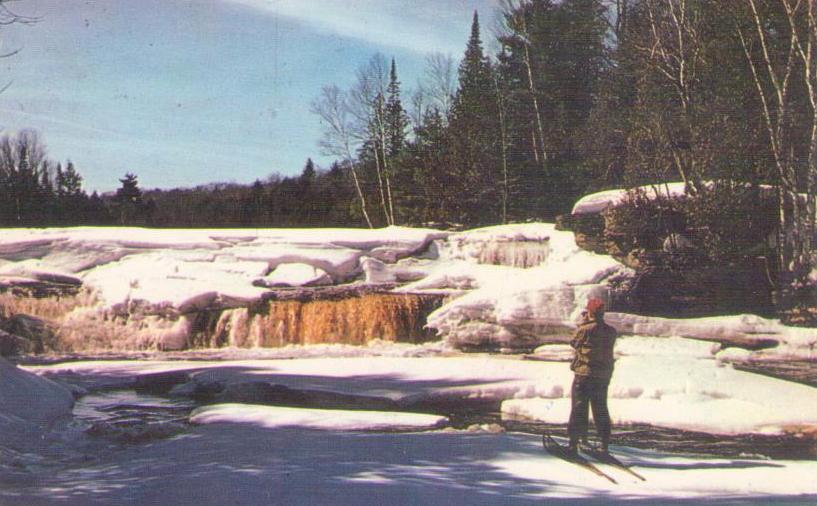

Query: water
72 390 196 444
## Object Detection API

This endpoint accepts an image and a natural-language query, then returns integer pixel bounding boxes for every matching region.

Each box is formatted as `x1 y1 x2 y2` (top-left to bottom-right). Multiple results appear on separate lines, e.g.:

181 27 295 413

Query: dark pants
567 375 611 447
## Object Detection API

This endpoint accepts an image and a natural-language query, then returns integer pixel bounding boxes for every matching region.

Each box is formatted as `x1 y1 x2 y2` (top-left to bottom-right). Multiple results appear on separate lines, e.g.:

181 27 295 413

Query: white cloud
225 0 493 55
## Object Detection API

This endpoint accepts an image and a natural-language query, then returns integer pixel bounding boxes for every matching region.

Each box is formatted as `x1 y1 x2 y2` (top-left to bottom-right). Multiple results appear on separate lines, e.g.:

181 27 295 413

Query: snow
0 226 447 308
28 344 817 436
255 262 331 287
190 404 448 431
608 312 817 358
4 425 814 505
571 182 690 215
417 224 630 348
3 350 815 504
3 221 817 502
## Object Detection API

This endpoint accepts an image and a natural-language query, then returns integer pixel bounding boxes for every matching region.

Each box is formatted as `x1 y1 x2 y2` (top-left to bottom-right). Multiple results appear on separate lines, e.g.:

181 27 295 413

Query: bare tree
0 129 47 223
781 0 817 257
421 52 457 119
634 0 707 193
736 0 806 275
310 85 373 228
411 53 454 134
349 54 394 226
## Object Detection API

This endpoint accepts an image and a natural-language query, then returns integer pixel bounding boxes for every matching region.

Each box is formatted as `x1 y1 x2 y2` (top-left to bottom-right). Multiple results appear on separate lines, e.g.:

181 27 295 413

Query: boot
567 438 579 456
599 437 609 454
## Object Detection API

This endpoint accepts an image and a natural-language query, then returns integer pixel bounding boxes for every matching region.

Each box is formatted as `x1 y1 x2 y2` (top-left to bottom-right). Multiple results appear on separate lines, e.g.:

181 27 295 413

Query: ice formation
2 222 817 359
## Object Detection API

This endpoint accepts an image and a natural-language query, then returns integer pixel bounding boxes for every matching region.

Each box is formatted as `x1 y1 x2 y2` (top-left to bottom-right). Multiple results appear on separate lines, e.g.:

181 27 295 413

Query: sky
0 0 499 192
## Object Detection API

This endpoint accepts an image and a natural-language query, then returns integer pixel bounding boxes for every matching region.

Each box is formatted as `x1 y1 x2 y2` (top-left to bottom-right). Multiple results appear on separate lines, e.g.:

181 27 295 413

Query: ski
542 434 617 484
582 447 646 482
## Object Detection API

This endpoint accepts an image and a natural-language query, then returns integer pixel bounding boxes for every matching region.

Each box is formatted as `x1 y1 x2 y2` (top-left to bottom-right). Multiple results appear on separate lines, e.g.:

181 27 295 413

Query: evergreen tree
60 161 84 196
402 107 452 224
448 11 501 225
385 58 408 159
114 173 144 225
300 158 316 183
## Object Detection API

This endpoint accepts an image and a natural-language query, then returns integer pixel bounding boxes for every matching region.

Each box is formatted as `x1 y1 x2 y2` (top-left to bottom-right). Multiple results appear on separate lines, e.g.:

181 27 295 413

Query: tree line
312 0 817 281
2 0 816 285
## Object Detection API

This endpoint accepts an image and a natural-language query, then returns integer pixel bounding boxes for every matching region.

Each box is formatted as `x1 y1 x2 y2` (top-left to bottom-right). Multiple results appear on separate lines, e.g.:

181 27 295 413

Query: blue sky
0 0 499 192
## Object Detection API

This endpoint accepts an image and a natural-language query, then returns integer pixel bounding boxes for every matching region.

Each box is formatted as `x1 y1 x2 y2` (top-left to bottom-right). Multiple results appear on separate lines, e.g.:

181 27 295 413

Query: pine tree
386 58 408 159
448 11 501 225
116 173 142 204
114 173 143 225
300 158 316 183
61 161 83 196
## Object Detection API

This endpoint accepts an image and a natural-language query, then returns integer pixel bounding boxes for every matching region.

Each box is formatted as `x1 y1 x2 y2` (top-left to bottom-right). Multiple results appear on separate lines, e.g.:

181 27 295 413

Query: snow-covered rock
0 357 74 451
608 313 817 358
571 182 691 215
0 357 74 424
419 224 630 349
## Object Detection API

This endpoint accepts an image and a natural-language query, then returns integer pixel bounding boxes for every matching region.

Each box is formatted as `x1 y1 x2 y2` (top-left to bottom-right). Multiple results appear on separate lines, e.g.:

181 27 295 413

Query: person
567 297 617 454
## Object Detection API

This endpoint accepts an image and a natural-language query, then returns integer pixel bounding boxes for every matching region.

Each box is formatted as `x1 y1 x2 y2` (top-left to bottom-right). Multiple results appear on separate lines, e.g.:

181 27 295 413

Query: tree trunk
519 16 548 173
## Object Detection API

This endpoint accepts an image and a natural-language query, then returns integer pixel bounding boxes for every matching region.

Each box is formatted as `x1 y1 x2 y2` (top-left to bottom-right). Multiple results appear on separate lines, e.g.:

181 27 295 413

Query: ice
190 404 448 431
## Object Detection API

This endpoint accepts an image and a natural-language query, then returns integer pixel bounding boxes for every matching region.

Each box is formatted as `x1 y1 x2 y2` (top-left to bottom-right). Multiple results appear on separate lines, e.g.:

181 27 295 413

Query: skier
567 297 617 455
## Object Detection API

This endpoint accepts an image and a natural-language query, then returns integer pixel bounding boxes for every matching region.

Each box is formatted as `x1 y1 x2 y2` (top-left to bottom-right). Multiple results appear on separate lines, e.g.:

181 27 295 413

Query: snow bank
190 404 447 431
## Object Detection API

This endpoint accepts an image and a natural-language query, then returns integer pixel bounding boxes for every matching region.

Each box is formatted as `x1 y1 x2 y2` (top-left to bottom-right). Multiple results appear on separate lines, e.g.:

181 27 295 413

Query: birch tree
735 0 808 276
310 85 373 228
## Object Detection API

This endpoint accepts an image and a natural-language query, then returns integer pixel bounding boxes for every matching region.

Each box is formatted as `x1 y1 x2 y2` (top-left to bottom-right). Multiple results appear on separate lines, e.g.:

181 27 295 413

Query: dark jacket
570 317 617 379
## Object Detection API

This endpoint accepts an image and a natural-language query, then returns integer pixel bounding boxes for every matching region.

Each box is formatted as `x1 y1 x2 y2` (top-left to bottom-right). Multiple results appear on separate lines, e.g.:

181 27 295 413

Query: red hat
586 298 605 315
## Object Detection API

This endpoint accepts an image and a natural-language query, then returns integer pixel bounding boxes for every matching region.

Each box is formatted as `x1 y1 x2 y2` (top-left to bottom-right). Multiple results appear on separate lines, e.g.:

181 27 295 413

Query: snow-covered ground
27 338 817 436
2 223 817 502
4 424 815 506
0 347 814 504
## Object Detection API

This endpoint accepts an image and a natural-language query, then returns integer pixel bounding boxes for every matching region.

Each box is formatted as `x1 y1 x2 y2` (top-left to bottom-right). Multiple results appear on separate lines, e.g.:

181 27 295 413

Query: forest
1 0 816 280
